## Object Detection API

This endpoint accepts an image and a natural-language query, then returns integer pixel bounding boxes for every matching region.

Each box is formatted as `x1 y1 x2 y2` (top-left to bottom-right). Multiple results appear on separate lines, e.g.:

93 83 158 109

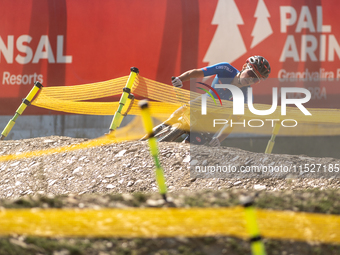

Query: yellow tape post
243 197 267 255
109 67 139 131
265 122 281 154
1 82 43 140
139 100 167 199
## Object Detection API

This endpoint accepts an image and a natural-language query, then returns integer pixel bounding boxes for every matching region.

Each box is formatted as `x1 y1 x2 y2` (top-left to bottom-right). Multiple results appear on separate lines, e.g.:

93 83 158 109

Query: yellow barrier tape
257 209 340 243
30 75 340 136
41 76 129 101
32 93 180 118
0 207 339 244
0 116 144 162
32 89 340 125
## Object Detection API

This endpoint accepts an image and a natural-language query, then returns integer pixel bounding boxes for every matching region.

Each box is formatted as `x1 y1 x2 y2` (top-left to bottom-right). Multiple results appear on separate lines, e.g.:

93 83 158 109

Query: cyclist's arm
177 63 233 82
178 69 204 82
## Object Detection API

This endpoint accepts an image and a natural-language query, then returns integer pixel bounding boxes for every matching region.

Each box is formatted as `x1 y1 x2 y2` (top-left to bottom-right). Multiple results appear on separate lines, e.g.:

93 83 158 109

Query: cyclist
171 55 271 146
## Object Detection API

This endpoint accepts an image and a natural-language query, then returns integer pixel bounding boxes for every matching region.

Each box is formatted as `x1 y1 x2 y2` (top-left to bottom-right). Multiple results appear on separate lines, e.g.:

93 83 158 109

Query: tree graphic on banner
203 0 246 65
251 0 273 48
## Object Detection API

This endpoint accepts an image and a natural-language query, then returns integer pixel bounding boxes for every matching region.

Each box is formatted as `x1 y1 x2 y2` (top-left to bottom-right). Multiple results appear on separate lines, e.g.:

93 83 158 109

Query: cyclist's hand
209 137 221 147
172 76 183 88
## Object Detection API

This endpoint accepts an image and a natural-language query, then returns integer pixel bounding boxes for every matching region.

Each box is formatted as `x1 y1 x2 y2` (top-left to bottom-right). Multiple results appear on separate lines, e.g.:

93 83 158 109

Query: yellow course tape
0 207 339 244
0 116 145 162
30 75 340 136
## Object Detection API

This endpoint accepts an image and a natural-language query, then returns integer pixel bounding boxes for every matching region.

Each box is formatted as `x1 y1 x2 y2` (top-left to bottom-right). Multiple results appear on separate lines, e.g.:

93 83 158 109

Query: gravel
0 136 340 255
0 136 339 199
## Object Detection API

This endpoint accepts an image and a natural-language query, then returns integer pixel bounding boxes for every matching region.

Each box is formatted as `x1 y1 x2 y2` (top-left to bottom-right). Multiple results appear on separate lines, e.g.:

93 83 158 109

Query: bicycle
140 78 229 146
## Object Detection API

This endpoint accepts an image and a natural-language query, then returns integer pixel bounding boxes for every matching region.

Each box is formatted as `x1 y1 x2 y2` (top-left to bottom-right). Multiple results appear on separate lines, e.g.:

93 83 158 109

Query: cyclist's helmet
246 56 271 80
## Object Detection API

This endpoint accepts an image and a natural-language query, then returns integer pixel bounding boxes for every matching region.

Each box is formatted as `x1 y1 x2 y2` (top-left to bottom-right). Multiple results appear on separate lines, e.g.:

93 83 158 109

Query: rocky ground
0 136 340 255
0 136 339 198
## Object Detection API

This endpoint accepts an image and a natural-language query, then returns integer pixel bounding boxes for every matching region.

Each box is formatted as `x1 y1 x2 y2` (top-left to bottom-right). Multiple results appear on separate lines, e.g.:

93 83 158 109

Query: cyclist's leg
163 105 186 126
215 117 235 143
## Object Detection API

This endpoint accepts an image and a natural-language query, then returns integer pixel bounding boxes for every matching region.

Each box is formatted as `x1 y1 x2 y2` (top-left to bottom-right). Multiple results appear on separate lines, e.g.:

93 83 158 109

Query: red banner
1 0 339 114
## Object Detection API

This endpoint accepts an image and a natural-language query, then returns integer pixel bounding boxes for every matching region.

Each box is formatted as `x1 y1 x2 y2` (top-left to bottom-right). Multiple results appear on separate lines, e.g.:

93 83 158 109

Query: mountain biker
171 55 271 146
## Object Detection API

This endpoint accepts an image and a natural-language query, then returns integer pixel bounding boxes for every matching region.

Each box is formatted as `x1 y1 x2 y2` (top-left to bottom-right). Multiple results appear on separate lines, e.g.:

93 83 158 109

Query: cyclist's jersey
201 62 249 103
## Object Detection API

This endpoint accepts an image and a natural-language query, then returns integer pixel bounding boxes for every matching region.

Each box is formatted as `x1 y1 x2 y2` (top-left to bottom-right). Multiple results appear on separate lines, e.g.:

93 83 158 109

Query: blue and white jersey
201 62 249 103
